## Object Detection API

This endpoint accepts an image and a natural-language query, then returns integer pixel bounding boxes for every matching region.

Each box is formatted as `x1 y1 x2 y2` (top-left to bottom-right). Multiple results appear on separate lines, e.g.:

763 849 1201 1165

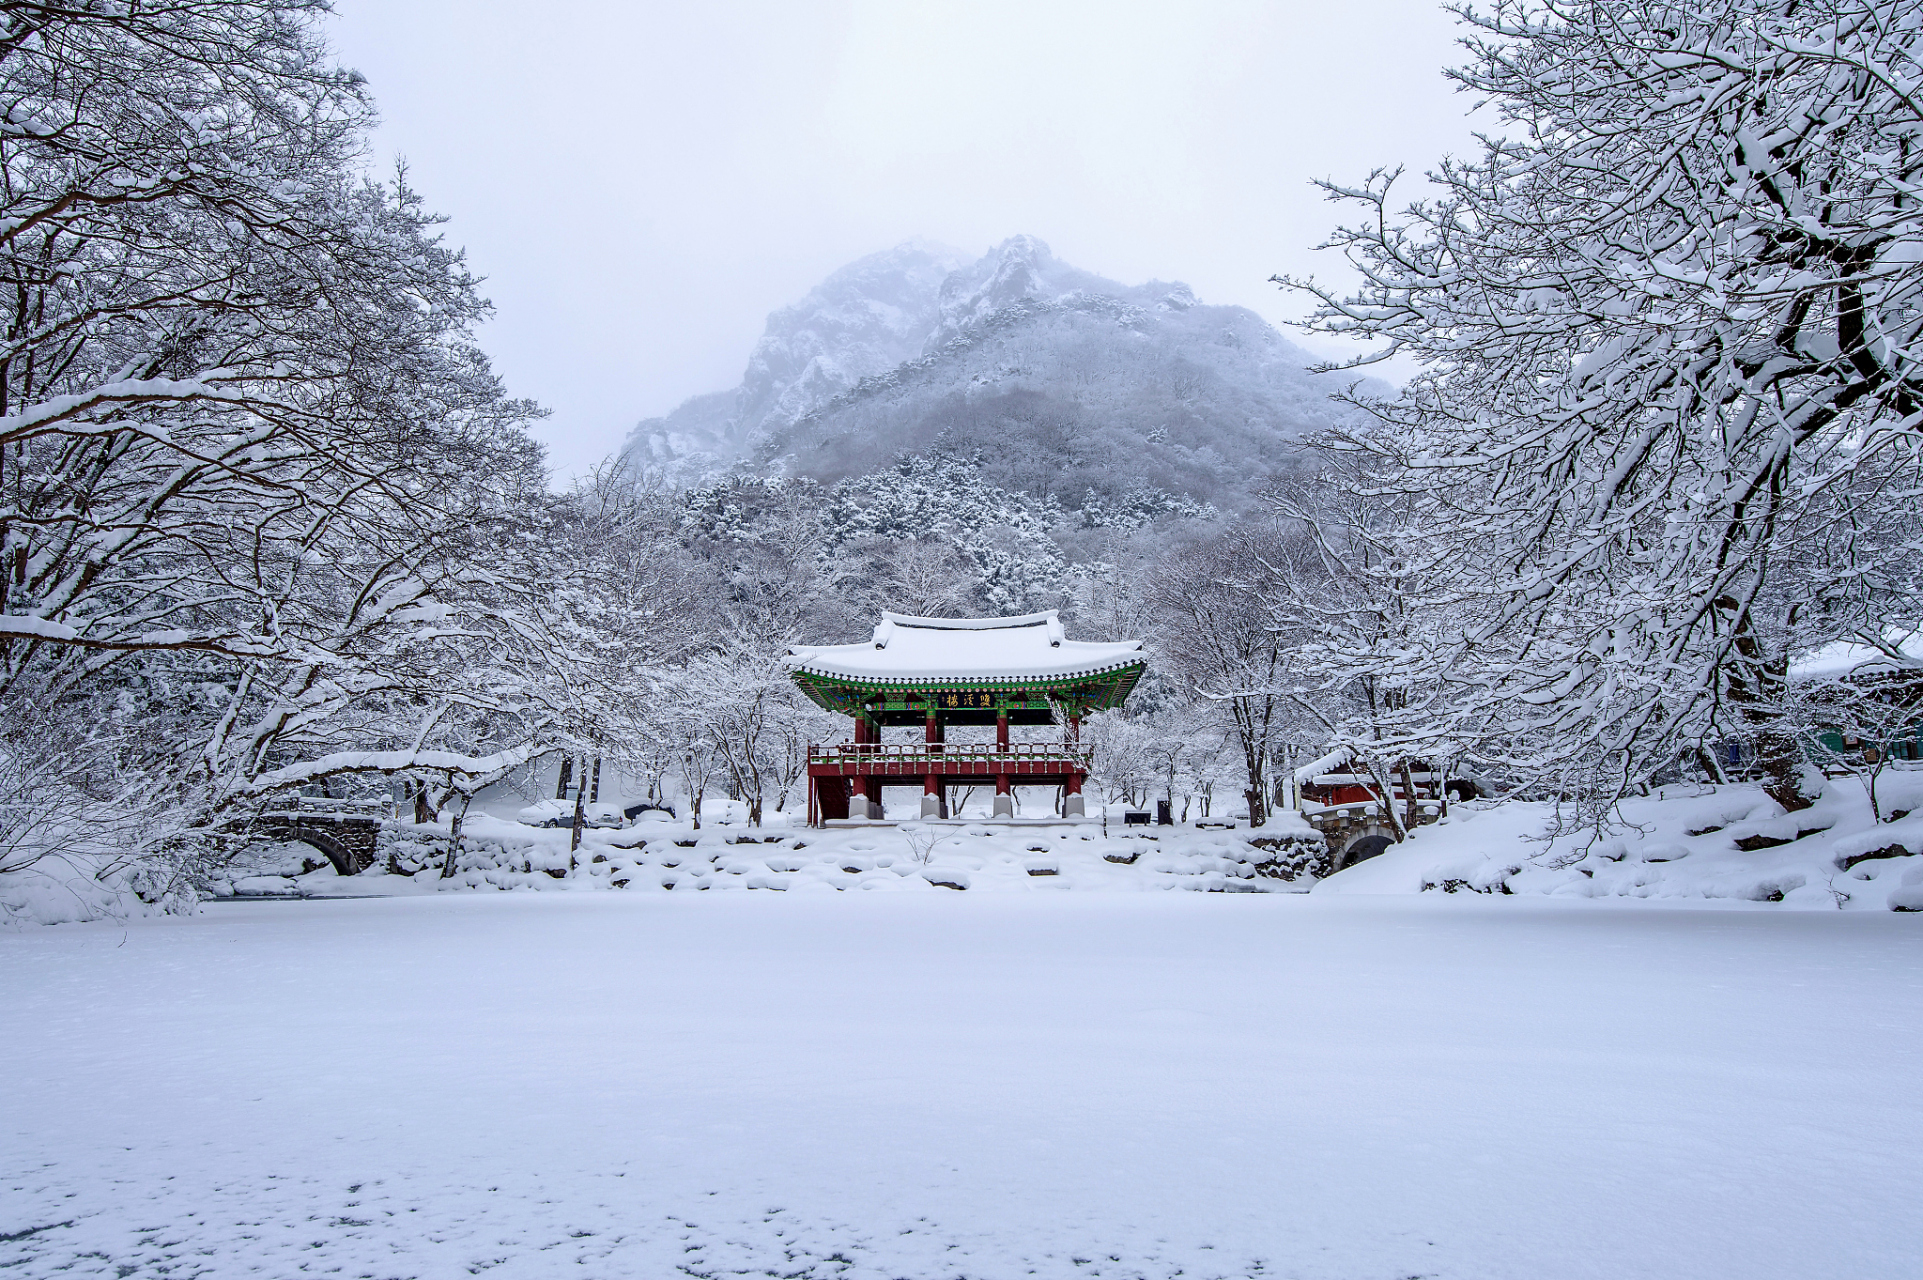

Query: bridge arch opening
1338 832 1395 870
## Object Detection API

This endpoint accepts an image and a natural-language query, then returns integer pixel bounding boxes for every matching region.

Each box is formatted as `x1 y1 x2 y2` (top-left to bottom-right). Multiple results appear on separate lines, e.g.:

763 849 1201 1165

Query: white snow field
4 894 1920 1280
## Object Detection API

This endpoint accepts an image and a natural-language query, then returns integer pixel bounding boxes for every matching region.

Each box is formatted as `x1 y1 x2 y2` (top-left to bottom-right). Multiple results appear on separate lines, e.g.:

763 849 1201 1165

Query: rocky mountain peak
736 239 968 430
926 236 1132 349
622 237 1373 505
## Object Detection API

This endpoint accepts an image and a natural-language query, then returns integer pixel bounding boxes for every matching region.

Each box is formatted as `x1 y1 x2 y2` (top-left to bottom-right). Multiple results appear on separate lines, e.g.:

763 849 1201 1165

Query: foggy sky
327 1 1481 482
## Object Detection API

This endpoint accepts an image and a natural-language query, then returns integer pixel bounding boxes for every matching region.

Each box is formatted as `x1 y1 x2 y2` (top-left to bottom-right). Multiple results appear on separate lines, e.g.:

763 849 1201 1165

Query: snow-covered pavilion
786 610 1147 823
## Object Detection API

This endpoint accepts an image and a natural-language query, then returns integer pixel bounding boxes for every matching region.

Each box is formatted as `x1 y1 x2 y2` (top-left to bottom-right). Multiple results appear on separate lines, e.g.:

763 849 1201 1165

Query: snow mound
1315 774 1923 910
0 853 175 927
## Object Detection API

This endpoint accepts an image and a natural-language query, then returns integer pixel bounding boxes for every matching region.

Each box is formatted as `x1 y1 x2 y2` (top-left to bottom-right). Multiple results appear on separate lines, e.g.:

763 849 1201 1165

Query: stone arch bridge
1294 757 1453 871
246 799 383 876
1316 814 1403 871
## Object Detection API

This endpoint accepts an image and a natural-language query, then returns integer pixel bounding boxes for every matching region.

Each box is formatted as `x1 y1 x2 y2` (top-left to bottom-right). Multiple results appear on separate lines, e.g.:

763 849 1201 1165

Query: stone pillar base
992 794 1014 818
866 799 884 820
921 793 943 819
1063 794 1086 818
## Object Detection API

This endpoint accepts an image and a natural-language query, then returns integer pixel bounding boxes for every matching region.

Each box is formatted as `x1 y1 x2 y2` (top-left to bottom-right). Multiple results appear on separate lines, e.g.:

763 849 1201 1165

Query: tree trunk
440 794 471 879
1718 597 1818 812
1363 757 1407 840
1235 704 1269 827
1753 723 1820 813
1696 745 1730 786
570 779 587 861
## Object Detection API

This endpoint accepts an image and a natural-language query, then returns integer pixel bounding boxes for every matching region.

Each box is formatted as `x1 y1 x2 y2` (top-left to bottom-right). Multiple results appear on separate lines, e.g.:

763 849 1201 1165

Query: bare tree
1148 526 1310 826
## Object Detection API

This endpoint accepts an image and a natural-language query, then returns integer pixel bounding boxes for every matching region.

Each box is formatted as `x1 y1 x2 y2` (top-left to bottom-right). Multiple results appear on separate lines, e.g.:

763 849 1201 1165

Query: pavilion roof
785 610 1145 686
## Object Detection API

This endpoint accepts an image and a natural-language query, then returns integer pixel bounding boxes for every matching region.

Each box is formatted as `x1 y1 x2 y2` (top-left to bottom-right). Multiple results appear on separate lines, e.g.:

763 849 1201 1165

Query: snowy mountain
627 240 969 474
740 240 970 431
624 236 1372 507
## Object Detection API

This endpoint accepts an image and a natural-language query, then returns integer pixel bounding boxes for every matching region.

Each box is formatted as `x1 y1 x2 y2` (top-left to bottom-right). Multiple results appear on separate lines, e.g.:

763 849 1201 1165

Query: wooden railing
808 742 1089 768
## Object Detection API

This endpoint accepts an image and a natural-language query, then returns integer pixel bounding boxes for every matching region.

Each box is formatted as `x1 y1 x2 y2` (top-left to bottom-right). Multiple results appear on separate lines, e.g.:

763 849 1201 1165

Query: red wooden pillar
1063 770 1085 818
817 774 849 822
996 711 1009 751
851 713 879 818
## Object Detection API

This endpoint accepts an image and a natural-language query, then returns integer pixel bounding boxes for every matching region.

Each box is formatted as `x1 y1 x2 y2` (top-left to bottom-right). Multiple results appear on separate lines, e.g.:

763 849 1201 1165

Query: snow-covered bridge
246 797 383 876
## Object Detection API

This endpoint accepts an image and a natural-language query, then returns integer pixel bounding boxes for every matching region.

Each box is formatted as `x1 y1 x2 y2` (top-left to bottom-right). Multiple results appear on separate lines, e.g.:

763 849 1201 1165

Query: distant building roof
1789 635 1923 682
785 610 1145 685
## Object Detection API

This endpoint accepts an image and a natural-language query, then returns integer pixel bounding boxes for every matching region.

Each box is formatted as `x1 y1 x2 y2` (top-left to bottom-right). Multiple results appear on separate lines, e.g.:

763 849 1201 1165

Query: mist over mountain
622 236 1374 508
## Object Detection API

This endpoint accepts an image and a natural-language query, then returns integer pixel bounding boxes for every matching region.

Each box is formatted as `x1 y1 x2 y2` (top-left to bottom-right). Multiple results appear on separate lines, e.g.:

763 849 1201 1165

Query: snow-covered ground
4 892 1920 1279
181 773 1923 913
206 810 1320 901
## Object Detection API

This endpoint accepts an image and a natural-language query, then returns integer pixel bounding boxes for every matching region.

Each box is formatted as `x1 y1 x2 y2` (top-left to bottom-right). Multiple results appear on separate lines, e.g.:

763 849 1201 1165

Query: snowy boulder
697 799 751 826
1245 830 1332 882
229 876 298 896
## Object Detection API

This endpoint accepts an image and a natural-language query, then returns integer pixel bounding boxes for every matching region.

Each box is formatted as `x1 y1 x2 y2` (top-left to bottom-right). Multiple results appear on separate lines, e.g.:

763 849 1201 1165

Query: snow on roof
1789 634 1923 682
786 610 1145 684
1293 746 1354 786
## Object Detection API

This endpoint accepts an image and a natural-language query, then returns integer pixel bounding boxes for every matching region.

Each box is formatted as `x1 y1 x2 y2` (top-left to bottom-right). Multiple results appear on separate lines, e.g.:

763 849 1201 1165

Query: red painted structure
805 741 1089 823
787 611 1141 824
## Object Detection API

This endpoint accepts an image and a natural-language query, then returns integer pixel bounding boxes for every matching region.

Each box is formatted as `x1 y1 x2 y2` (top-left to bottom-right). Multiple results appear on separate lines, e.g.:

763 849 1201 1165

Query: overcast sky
328 1 1482 481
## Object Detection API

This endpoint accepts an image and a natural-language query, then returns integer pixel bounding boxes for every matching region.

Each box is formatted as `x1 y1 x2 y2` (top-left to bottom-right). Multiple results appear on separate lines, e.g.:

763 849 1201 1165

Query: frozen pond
4 893 1919 1278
